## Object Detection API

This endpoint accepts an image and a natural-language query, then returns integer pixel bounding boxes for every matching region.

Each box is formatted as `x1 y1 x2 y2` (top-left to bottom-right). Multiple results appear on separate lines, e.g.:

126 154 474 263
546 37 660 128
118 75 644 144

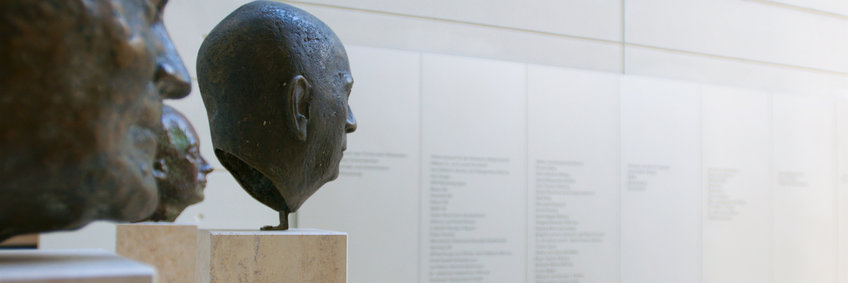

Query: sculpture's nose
199 158 214 175
153 24 191 99
155 60 191 99
345 104 357 133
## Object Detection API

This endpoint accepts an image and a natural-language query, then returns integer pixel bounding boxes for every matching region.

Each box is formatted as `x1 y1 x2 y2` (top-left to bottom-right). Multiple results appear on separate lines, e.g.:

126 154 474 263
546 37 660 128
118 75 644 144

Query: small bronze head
197 1 357 230
0 0 190 240
145 105 213 222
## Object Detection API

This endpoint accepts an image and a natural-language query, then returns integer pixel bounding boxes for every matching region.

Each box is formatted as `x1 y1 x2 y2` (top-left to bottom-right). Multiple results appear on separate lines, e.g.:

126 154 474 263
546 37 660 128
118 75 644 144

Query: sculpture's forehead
103 0 152 17
122 0 165 13
297 31 351 84
161 107 200 152
171 120 199 149
328 43 351 73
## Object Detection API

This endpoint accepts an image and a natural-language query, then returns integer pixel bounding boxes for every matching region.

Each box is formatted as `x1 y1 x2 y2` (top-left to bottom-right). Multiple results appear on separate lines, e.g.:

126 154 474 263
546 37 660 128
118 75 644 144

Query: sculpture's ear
287 75 311 142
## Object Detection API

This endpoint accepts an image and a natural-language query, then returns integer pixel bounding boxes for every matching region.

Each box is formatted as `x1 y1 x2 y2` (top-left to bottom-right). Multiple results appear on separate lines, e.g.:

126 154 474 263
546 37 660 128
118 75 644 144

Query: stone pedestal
0 249 155 283
0 234 38 249
116 223 198 283
198 229 347 283
116 224 347 283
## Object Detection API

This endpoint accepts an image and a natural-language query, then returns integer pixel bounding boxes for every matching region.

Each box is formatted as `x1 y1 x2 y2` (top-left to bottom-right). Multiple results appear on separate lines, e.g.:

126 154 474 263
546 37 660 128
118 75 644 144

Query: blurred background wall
40 0 848 282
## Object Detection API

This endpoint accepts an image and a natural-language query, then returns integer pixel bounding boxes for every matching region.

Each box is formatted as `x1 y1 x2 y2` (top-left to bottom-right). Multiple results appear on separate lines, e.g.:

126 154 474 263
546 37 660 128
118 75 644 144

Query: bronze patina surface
0 0 190 240
197 1 357 230
145 105 213 222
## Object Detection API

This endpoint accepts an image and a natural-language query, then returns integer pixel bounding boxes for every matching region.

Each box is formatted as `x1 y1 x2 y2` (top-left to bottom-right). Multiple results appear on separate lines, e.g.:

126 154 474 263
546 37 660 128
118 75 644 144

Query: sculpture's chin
162 202 190 222
101 125 160 222
328 165 340 181
102 158 158 222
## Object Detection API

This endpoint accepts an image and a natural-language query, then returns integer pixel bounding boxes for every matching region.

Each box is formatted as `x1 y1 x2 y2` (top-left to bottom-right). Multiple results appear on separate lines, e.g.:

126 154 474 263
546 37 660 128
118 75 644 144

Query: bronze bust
145 105 213 222
0 0 191 240
197 1 357 230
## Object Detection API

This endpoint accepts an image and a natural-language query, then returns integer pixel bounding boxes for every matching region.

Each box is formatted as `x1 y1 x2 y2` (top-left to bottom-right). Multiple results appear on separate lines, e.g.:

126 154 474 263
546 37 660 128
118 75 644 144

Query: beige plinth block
0 249 154 283
0 234 38 248
116 223 198 283
198 229 347 283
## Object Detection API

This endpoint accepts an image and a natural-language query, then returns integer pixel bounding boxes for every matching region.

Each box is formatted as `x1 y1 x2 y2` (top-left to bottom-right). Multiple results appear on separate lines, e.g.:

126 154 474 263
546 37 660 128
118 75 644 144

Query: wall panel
772 94 837 283
700 85 772 283
419 54 528 283
527 66 620 283
619 76 701 283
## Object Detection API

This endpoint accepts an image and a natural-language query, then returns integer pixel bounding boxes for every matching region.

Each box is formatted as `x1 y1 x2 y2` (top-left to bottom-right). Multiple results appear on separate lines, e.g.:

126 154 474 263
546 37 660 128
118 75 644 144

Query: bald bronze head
145 105 213 222
197 1 356 230
0 0 190 240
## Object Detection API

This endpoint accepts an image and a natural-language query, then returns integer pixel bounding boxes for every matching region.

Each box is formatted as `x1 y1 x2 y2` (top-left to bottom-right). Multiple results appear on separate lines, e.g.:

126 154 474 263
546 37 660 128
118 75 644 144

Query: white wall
40 0 848 283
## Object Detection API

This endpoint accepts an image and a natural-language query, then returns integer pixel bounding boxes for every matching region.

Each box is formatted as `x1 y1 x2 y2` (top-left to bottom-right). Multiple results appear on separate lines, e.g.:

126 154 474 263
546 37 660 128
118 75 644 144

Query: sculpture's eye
186 147 200 160
152 158 168 179
154 0 167 21
142 0 167 23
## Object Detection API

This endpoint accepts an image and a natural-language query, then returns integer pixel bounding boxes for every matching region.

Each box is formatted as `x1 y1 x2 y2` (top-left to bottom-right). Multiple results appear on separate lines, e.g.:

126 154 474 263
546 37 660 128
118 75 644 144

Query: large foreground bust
198 1 356 230
0 0 190 240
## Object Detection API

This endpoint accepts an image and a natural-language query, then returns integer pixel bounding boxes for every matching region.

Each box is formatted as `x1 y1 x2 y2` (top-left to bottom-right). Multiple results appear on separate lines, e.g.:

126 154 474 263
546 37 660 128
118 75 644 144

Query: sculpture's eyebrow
341 73 354 94
143 0 166 20
345 78 354 95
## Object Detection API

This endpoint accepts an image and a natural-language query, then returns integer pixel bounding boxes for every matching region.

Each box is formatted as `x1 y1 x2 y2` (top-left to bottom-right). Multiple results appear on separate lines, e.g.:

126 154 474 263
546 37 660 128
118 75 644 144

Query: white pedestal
117 223 197 283
0 249 155 283
116 224 347 283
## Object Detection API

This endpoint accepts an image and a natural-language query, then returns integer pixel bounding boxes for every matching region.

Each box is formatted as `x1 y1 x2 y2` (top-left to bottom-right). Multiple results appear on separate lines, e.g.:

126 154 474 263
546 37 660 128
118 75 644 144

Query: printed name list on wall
420 54 527 283
619 77 701 283
527 65 619 283
701 85 771 283
772 94 837 283
299 45 848 283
